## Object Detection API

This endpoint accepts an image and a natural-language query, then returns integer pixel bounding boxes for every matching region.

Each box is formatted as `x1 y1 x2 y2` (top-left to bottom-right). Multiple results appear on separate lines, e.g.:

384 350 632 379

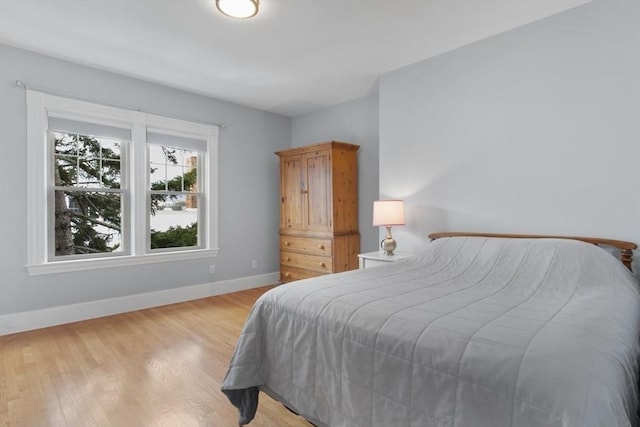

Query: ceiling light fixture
216 0 259 19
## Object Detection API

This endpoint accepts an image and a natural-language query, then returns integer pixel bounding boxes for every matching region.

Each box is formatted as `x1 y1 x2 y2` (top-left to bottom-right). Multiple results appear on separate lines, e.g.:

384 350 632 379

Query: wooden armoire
276 141 360 282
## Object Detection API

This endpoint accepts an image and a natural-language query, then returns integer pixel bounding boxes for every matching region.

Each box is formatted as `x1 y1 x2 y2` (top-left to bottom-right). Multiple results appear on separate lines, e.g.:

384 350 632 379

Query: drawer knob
284 272 290 278
318 244 325 250
319 262 326 267
286 257 291 262
285 241 291 246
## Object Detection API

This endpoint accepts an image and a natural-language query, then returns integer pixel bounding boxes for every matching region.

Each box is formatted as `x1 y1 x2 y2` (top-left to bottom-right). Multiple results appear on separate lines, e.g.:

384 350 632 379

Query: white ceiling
0 0 591 117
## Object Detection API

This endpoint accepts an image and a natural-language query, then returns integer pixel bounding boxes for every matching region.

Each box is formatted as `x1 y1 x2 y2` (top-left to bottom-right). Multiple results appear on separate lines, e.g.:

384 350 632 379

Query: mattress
222 237 640 426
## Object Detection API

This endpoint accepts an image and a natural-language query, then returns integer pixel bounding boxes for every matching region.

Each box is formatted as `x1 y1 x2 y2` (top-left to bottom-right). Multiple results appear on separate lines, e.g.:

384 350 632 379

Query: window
147 133 205 251
49 118 129 260
26 91 219 275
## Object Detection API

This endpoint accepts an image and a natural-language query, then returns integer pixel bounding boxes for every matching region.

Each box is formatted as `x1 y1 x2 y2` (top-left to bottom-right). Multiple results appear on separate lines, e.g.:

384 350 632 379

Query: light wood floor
1 286 311 426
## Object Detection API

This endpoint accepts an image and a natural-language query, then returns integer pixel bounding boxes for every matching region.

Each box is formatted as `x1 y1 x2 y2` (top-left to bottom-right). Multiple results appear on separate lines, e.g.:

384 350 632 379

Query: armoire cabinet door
302 150 332 232
280 156 303 231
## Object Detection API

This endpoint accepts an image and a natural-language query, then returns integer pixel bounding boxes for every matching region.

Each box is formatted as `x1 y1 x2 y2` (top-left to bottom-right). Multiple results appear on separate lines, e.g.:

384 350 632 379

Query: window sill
26 248 220 276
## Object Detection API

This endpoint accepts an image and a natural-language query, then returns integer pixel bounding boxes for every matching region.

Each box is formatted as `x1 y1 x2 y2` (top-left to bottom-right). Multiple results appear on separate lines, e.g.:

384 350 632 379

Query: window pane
101 160 121 189
165 165 184 191
55 155 76 184
52 132 122 189
149 144 166 166
149 163 166 188
54 190 122 256
149 145 198 193
53 132 76 155
77 159 100 187
184 155 198 193
101 139 121 159
149 194 198 249
78 135 102 159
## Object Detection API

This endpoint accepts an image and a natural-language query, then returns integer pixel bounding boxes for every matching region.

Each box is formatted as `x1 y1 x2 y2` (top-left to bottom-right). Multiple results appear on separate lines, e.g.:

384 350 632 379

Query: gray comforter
222 237 640 426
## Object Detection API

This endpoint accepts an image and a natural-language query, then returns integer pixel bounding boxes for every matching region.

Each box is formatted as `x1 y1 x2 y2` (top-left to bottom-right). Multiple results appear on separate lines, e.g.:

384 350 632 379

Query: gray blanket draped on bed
222 237 640 426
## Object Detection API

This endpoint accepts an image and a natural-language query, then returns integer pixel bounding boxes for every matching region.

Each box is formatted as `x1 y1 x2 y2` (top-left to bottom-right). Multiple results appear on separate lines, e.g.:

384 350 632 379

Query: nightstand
357 251 412 269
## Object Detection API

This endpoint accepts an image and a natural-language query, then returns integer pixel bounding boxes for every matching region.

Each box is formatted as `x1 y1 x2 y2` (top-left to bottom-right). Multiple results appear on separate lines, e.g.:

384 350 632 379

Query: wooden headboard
428 232 637 271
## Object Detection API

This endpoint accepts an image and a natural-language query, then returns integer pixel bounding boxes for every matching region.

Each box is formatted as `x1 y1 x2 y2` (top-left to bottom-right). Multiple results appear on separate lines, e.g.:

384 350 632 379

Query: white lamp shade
372 200 405 226
216 0 259 19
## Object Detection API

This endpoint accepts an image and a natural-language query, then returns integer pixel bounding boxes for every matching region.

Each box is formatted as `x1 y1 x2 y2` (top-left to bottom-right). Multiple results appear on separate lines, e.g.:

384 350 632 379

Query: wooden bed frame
428 232 637 271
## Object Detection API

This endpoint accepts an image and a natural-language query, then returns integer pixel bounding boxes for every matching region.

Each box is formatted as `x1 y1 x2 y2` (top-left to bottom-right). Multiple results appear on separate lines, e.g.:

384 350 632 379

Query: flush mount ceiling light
216 0 259 19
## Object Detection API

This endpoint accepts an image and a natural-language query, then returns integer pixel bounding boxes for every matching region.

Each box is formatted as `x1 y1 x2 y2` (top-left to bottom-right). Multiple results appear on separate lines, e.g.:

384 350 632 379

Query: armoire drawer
281 251 333 273
280 265 326 283
280 236 332 256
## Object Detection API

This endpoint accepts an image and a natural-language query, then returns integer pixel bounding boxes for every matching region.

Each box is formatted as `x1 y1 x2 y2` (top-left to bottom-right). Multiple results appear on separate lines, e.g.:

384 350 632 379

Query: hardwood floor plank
0 286 310 426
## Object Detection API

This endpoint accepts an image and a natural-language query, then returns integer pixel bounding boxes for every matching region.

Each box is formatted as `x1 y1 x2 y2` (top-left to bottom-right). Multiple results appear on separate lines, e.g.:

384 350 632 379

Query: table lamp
372 200 405 256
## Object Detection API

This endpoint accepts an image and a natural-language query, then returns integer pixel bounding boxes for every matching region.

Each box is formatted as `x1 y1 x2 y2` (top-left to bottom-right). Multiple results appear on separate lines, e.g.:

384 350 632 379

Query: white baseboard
0 272 279 336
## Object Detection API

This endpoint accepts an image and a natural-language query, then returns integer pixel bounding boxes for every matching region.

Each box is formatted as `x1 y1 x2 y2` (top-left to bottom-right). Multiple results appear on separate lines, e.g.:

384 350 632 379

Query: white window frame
26 90 219 275
47 117 131 261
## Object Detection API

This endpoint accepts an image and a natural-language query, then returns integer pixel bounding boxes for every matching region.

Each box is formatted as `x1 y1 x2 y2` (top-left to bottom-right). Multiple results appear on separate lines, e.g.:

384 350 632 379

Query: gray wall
291 93 380 252
378 0 640 270
0 44 290 315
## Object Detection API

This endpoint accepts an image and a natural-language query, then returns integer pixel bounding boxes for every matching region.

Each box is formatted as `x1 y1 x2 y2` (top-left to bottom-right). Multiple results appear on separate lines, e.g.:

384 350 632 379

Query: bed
222 233 640 427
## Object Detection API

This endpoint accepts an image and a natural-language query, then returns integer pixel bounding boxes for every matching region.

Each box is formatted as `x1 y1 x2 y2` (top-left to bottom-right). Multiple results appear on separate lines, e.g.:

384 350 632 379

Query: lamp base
381 226 397 256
